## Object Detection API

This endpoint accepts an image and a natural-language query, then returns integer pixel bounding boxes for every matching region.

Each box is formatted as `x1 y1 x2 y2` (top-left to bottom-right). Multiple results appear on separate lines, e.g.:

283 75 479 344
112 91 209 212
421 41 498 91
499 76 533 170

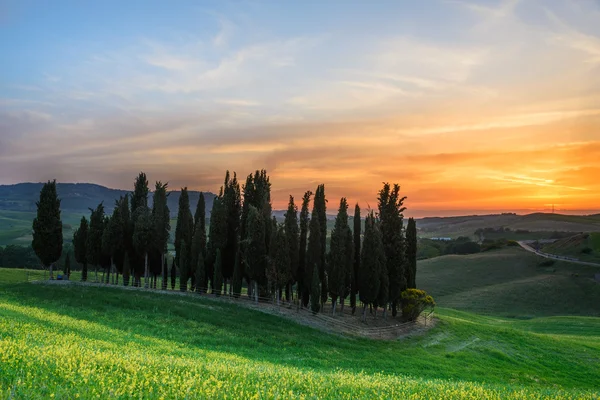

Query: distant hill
0 182 217 217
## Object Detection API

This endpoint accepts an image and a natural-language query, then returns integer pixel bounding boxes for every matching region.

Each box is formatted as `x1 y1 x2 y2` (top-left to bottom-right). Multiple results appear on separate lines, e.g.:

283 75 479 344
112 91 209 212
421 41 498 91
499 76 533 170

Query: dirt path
517 241 600 267
33 280 435 341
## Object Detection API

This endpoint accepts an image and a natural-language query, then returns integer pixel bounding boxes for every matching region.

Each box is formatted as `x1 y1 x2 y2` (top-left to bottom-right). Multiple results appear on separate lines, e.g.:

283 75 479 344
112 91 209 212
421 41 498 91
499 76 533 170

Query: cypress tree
306 205 322 312
328 198 350 316
194 191 206 230
123 251 131 286
207 197 227 291
314 185 328 309
86 203 105 282
64 252 71 279
310 260 320 314
133 206 154 288
222 171 241 294
359 212 384 321
378 183 407 317
284 195 299 302
351 204 361 314
32 180 63 279
195 249 206 294
131 173 149 287
299 191 312 307
178 240 188 292
268 224 290 305
244 205 266 303
342 225 354 313
174 188 193 289
239 173 255 293
117 195 131 285
232 247 243 298
213 249 223 296
406 217 418 289
101 215 114 284
73 216 88 282
170 258 176 290
152 182 170 291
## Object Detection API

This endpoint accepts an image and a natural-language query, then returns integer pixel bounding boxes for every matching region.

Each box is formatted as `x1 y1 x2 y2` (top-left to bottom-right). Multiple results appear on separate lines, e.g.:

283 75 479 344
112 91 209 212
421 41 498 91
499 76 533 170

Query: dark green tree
213 249 223 296
174 188 193 289
195 248 205 294
73 216 89 281
378 183 407 317
117 195 131 283
306 205 322 311
406 218 418 289
178 240 188 292
122 251 131 286
314 184 328 309
131 172 149 211
191 212 207 293
284 195 299 302
131 173 149 287
310 259 321 314
194 191 206 230
222 171 241 295
64 252 71 279
268 224 290 305
244 205 266 302
170 258 176 290
86 203 105 282
351 204 361 314
232 247 243 298
359 212 384 322
32 180 63 279
152 181 170 290
327 198 351 316
206 196 227 291
133 206 154 288
299 191 312 307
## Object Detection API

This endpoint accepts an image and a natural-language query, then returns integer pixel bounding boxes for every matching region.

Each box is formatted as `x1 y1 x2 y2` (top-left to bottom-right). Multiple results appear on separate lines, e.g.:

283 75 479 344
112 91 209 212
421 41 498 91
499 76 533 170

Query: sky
1 0 599 216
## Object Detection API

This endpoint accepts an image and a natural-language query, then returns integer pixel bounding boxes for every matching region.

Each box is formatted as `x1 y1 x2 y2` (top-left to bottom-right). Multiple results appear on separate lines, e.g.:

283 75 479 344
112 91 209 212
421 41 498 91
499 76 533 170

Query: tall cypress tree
195 247 206 294
378 183 407 317
314 185 328 309
405 217 417 289
310 260 321 314
206 196 227 291
351 204 361 314
191 212 207 293
118 195 132 285
268 224 290 305
327 198 350 316
306 205 322 312
213 249 223 296
131 173 150 286
152 182 170 290
170 258 176 290
244 205 266 303
64 252 71 279
299 191 312 307
32 180 62 279
86 203 105 282
194 191 206 230
232 247 242 298
284 195 299 302
359 212 384 321
222 171 241 294
174 188 193 289
133 205 154 288
73 216 88 282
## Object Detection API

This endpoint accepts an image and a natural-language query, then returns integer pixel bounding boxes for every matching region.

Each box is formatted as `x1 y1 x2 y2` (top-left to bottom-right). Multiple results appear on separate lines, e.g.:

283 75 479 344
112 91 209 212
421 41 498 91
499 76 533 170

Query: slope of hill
417 247 600 318
417 213 600 239
0 279 598 398
541 232 600 264
0 182 216 216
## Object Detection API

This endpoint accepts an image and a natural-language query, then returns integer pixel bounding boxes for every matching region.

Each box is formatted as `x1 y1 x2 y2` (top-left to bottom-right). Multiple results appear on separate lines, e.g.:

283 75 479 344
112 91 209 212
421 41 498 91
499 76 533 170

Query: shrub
581 247 592 254
400 289 435 322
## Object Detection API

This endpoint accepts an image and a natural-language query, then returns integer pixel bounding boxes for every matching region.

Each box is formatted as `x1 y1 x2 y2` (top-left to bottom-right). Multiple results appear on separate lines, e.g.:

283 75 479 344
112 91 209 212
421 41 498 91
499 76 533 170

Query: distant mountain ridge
0 182 217 217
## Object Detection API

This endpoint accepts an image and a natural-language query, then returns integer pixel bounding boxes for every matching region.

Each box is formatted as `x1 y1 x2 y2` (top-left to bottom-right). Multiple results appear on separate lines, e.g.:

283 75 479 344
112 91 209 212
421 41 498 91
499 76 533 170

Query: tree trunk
362 303 367 322
254 281 258 303
332 299 336 317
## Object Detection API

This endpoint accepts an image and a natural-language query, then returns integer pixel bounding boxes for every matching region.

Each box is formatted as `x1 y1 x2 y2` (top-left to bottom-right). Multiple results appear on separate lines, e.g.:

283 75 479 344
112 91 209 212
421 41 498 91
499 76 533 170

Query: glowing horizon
1 1 599 215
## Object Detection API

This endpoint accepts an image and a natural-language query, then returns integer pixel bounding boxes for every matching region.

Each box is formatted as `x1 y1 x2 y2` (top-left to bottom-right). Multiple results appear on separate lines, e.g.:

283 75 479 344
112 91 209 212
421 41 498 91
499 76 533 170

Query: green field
1 251 600 399
0 210 83 246
418 247 600 317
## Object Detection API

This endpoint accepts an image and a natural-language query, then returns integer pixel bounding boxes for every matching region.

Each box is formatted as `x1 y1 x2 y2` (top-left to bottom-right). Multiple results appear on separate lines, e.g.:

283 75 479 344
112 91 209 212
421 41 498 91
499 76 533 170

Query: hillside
0 279 599 398
542 233 600 264
417 247 600 317
417 213 600 239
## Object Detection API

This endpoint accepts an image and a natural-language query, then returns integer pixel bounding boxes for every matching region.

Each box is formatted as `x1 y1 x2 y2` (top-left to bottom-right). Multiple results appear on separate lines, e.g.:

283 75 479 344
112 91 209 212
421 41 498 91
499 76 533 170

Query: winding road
517 241 600 267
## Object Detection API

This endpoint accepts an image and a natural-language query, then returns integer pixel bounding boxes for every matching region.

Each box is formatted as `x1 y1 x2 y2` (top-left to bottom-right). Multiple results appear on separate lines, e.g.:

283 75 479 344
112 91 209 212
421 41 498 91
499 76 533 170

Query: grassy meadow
1 246 600 399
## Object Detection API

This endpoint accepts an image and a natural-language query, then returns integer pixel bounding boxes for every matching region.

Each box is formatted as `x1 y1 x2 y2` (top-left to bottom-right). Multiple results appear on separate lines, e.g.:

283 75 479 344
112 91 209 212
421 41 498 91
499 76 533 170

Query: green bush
401 289 435 322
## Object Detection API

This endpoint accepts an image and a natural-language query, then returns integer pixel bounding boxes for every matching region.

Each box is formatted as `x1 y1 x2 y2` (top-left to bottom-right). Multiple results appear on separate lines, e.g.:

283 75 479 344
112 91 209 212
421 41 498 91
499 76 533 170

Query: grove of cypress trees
351 204 361 314
299 191 312 307
284 195 299 302
152 182 170 290
87 202 105 282
32 180 63 279
378 183 407 317
73 216 88 282
359 212 384 322
406 217 417 289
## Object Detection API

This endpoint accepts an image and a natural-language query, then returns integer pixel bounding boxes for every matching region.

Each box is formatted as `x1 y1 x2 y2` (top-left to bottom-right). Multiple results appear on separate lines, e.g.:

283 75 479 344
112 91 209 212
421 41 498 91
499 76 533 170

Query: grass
417 247 600 317
542 233 600 264
0 273 599 398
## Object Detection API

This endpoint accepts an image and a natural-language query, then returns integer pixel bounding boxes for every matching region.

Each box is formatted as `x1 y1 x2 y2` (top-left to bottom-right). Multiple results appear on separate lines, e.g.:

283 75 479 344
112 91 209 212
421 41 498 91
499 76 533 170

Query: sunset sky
1 0 599 215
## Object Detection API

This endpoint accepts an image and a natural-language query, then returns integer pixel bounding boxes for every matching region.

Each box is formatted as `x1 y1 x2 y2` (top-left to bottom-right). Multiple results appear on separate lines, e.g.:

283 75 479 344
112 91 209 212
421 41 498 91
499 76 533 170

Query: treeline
31 173 434 321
